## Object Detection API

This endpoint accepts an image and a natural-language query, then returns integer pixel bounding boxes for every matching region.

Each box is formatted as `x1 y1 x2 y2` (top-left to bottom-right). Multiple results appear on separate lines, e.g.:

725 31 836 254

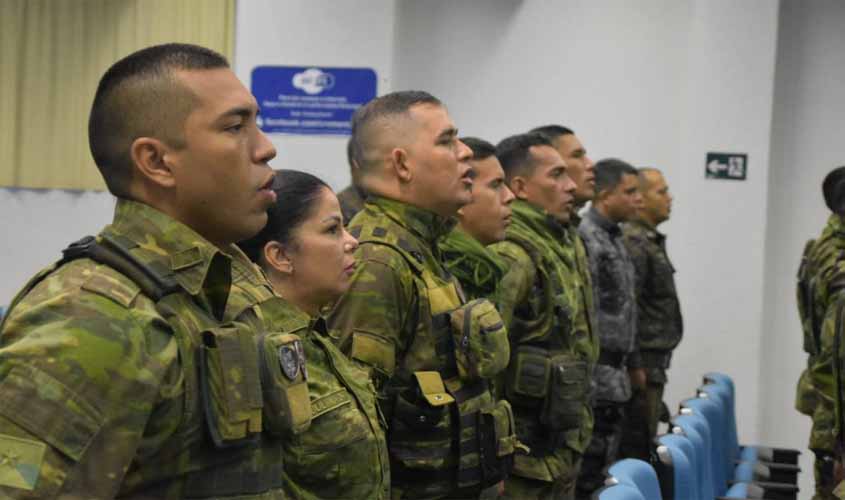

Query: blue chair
704 372 801 465
681 397 729 485
672 414 715 499
593 482 647 500
654 434 697 500
607 459 662 500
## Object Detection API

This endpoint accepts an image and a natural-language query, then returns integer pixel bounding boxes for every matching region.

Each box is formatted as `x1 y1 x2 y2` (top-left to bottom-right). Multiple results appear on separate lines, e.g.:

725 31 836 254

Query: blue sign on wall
251 66 377 136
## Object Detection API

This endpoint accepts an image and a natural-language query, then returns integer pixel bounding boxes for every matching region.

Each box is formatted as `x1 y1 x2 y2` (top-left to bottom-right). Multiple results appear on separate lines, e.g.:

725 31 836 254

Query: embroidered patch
0 434 46 491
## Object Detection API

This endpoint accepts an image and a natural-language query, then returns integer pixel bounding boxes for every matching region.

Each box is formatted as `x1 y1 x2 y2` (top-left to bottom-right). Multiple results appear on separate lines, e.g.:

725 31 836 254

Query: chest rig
3 232 283 498
349 215 517 497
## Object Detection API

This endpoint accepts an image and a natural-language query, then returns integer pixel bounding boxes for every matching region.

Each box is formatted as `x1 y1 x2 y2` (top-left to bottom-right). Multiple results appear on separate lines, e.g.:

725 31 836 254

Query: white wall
233 0 396 190
0 189 114 306
763 0 845 494
394 0 780 446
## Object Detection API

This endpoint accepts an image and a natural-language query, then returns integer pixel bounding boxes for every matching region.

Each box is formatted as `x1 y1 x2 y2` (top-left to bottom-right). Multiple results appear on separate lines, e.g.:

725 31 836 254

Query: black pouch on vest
256 332 312 437
389 371 454 471
199 325 263 447
540 354 588 431
505 345 551 408
478 399 520 486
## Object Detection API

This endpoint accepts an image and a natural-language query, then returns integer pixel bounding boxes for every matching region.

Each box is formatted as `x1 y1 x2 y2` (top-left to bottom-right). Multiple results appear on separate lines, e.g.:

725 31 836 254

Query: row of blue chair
594 372 801 500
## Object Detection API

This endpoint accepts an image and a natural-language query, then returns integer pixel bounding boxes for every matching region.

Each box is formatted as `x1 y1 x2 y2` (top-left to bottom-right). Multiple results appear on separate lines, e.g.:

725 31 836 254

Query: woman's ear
263 241 294 275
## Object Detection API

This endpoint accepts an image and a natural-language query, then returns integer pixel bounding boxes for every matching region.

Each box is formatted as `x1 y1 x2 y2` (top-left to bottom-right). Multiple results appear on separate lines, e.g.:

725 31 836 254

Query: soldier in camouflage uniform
0 44 289 497
801 166 845 499
489 133 598 500
619 168 683 460
328 91 517 499
439 137 515 307
576 158 644 497
337 138 369 224
238 170 390 499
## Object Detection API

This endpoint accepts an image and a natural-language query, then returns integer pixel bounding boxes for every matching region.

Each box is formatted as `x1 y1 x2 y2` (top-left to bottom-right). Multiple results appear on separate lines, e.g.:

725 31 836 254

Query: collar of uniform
511 200 567 239
367 196 457 244
586 206 622 237
629 218 664 243
826 213 845 235
109 199 234 297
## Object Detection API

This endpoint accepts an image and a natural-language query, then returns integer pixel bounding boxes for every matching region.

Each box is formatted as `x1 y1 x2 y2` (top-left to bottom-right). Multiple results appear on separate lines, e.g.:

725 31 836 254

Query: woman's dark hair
238 169 330 263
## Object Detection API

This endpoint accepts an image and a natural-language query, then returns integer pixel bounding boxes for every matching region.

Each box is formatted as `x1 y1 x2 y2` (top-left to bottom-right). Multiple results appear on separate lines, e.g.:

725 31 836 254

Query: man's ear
509 176 529 200
390 147 413 183
130 137 176 188
263 241 294 275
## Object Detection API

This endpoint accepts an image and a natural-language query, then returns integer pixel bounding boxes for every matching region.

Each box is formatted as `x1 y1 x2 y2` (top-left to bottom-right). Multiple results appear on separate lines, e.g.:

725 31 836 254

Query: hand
834 458 844 485
497 480 505 497
629 368 647 390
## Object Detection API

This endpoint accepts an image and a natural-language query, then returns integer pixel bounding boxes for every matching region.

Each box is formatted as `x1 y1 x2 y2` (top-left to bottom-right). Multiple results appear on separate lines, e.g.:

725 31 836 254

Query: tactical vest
498 229 592 456
2 233 288 498
348 217 517 498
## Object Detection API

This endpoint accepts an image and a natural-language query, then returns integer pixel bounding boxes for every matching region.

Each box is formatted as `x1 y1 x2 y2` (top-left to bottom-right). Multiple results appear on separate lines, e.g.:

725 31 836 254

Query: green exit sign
706 152 747 180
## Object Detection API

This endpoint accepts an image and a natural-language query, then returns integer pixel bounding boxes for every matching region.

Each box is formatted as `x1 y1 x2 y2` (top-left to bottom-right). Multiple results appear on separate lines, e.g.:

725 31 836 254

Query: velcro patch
311 389 351 419
0 434 46 491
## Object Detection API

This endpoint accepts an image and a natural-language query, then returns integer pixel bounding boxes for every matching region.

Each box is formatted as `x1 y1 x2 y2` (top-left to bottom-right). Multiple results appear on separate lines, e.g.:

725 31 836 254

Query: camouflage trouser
815 451 837 500
619 381 665 460
575 402 626 498
503 451 581 500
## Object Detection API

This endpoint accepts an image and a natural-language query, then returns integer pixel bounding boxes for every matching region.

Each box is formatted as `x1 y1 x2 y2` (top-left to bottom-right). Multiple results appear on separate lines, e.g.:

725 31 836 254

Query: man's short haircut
460 137 496 161
823 166 845 215
496 132 554 182
349 90 442 173
89 43 229 197
637 166 662 190
594 158 639 195
529 125 575 146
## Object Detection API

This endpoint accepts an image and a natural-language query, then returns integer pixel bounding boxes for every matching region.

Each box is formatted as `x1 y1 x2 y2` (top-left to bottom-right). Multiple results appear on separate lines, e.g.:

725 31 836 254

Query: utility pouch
505 345 551 408
257 331 312 436
449 298 510 381
199 326 263 447
478 399 521 486
389 371 454 470
540 354 589 431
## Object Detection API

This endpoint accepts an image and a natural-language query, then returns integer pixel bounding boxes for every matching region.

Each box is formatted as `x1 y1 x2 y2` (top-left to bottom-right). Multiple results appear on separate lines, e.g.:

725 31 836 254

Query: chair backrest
703 372 740 460
682 397 729 489
671 416 715 500
698 382 737 474
595 482 648 500
655 434 697 500
676 408 721 495
608 459 663 500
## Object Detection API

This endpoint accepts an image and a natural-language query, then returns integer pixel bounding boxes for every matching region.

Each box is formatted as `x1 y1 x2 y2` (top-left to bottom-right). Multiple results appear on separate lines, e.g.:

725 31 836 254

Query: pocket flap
414 371 455 407
350 331 395 376
0 365 102 461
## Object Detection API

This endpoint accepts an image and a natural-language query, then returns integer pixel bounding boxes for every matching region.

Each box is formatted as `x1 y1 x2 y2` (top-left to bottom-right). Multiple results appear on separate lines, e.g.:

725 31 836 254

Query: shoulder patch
0 433 45 491
81 265 141 307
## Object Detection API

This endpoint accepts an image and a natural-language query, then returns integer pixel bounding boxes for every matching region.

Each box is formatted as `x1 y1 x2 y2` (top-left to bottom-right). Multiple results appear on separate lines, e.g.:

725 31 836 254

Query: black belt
598 350 627 368
640 350 672 369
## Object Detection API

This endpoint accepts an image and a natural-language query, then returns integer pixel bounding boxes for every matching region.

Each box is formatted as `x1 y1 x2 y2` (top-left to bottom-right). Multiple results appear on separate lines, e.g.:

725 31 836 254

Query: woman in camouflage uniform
239 170 390 499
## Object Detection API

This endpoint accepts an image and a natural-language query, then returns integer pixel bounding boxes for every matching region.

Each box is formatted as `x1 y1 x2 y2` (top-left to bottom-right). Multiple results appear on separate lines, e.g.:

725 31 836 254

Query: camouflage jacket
0 200 286 498
804 214 845 451
259 297 390 499
337 184 367 225
439 227 508 305
328 196 507 499
579 207 638 404
491 200 598 480
622 220 683 380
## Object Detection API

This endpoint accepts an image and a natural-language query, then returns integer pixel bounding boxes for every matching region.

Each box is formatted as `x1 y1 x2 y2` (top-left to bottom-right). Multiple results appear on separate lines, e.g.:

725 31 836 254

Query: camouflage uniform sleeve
0 261 179 498
810 294 842 452
327 243 415 387
623 232 649 297
491 241 537 329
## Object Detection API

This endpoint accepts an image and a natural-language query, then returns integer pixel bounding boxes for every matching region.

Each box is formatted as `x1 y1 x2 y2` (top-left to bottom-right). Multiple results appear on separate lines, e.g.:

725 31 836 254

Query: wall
233 0 396 190
763 0 845 493
394 0 780 446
